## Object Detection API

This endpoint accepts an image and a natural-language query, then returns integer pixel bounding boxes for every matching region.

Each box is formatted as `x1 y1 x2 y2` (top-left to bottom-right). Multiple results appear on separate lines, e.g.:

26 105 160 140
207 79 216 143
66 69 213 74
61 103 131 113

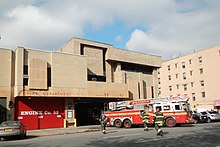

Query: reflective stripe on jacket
154 111 164 126
140 112 150 123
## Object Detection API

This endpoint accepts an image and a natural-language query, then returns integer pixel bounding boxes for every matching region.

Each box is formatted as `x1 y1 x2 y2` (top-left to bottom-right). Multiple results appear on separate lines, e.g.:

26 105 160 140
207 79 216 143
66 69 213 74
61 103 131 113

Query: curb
27 128 101 137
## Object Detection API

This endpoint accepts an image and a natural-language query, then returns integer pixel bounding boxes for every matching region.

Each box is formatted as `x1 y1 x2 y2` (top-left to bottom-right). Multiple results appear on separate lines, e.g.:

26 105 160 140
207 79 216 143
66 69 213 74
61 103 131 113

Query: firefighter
153 107 164 136
99 110 108 134
140 105 150 131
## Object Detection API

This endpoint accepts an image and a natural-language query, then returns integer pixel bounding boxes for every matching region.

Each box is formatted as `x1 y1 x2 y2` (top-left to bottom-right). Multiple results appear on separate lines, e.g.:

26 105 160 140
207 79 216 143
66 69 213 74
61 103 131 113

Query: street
0 122 220 147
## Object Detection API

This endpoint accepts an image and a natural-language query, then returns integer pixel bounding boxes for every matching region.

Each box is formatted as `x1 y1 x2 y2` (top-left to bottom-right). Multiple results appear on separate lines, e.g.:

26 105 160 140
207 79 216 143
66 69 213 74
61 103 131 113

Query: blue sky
84 21 129 48
84 21 147 49
0 0 220 60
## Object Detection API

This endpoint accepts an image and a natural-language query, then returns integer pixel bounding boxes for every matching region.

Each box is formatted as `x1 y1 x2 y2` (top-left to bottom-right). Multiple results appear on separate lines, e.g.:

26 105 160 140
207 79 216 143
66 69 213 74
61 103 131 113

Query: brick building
158 46 220 111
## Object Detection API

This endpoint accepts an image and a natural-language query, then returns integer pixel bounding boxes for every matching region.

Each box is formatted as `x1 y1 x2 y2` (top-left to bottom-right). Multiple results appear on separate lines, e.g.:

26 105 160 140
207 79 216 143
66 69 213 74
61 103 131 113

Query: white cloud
0 0 115 50
0 0 220 60
126 29 174 55
125 1 220 60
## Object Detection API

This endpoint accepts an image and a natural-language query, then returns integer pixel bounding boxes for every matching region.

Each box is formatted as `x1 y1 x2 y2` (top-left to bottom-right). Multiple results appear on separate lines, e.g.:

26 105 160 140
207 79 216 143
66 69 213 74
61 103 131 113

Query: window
158 69 160 75
47 67 51 87
175 105 180 110
191 82 194 87
202 92 206 98
163 105 171 111
175 63 178 68
192 93 196 101
88 75 106 82
189 59 192 64
168 75 171 80
199 68 203 74
158 78 161 84
121 62 153 74
80 44 84 55
24 65 28 74
158 87 161 95
183 84 187 91
182 62 185 68
176 74 178 79
169 86 172 91
198 57 203 63
176 84 179 89
155 106 162 111
190 71 193 76
23 65 28 86
92 77 97 81
200 80 205 86
183 72 186 80
168 65 171 71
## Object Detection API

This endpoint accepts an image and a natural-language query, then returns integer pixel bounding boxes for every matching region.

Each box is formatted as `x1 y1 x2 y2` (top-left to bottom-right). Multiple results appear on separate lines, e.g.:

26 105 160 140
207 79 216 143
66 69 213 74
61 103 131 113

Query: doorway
0 98 7 123
75 99 110 126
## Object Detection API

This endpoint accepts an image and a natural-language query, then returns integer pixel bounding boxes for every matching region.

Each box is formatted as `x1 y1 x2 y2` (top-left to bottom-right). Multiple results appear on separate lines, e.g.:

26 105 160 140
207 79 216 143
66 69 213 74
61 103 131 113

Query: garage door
15 97 65 130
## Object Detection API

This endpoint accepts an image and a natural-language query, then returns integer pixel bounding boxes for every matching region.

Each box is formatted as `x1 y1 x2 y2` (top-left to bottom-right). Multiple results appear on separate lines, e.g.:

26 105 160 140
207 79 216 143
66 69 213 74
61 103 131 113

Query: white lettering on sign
18 116 23 120
20 111 59 116
53 111 59 114
44 111 52 115
23 91 72 96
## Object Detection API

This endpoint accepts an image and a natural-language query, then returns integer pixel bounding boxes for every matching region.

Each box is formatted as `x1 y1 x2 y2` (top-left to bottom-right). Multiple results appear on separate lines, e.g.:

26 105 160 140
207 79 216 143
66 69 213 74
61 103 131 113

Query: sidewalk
27 125 102 137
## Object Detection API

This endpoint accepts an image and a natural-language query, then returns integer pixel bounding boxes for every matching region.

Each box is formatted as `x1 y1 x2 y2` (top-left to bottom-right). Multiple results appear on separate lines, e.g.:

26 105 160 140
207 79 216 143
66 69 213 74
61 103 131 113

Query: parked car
192 110 208 123
0 121 26 139
200 110 220 123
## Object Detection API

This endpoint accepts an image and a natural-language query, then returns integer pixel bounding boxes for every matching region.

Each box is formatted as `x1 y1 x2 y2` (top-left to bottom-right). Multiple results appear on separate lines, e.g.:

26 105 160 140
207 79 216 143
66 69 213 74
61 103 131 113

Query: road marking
103 133 143 139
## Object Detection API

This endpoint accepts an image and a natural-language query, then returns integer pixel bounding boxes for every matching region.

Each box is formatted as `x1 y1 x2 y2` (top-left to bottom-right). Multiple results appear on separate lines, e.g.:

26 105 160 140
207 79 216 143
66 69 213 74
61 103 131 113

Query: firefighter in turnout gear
140 105 150 131
153 107 164 136
99 111 108 134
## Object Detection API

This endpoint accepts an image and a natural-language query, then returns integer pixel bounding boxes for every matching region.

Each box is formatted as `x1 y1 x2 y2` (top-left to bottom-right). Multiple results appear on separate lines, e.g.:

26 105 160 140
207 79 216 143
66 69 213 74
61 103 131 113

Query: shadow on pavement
0 135 38 142
86 124 220 147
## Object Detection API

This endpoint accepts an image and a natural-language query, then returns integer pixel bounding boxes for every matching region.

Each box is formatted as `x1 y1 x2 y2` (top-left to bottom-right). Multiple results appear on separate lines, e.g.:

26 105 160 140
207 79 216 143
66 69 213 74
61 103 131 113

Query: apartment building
158 46 220 110
0 38 161 130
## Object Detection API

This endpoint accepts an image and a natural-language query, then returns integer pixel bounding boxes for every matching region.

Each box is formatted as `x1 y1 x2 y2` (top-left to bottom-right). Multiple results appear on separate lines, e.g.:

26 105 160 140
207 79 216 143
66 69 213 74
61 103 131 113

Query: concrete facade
0 38 161 128
59 38 161 99
0 48 15 122
158 46 220 110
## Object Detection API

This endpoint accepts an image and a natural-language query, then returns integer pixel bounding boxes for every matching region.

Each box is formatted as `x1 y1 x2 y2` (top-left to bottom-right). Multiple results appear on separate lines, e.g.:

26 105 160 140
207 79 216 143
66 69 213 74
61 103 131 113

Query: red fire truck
104 96 194 128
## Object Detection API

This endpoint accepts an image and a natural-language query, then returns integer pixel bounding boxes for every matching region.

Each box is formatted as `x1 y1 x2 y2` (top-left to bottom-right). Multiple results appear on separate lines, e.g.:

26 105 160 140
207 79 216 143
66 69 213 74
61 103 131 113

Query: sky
0 0 220 61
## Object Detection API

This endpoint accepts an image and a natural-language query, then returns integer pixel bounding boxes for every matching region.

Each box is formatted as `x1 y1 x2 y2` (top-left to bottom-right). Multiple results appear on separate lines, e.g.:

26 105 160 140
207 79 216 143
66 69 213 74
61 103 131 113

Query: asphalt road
1 122 220 147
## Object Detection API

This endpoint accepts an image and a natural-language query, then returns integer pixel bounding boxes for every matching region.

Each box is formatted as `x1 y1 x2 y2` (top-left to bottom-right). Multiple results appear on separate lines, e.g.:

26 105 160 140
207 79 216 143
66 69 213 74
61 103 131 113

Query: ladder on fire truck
108 96 189 111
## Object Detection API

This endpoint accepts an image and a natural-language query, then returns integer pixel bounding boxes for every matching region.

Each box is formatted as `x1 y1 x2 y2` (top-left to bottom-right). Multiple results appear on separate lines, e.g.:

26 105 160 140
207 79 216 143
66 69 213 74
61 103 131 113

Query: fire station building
0 38 161 130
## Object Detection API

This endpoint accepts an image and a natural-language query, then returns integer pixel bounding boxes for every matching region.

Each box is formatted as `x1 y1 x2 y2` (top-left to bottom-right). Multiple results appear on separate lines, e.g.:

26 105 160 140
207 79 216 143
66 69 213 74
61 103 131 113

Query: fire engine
104 96 194 128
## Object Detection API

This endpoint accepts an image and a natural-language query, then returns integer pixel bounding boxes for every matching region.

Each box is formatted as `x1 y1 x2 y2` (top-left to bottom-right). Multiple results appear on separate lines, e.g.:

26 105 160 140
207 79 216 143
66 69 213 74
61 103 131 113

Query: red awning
214 99 220 106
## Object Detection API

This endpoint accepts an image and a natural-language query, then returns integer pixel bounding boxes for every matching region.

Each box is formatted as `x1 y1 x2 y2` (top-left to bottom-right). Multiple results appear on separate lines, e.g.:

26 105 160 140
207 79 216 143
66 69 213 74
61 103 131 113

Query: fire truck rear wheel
114 119 122 128
123 119 132 128
165 117 176 127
